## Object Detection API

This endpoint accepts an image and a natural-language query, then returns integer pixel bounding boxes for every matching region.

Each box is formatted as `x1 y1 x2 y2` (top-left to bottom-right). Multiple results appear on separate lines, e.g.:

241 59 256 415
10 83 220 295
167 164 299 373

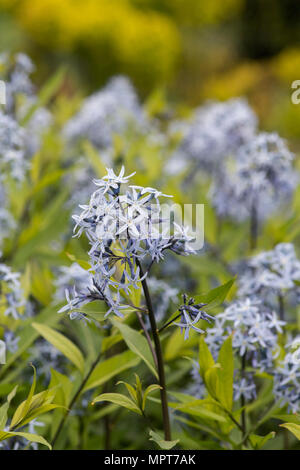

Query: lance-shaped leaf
83 350 140 392
250 432 275 449
92 393 142 415
149 430 179 450
199 335 215 379
0 430 51 450
10 365 37 430
112 319 158 379
32 322 85 374
280 423 300 441
142 384 162 411
217 335 234 411
194 278 235 311
0 386 18 430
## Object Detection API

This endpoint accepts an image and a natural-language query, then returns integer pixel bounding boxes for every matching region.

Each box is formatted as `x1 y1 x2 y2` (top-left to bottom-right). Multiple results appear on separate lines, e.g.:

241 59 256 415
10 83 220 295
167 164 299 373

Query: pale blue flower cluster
274 344 300 413
171 98 257 174
59 166 197 327
206 297 283 364
0 263 25 319
239 243 300 308
0 53 52 248
211 132 297 221
190 296 285 401
63 76 148 149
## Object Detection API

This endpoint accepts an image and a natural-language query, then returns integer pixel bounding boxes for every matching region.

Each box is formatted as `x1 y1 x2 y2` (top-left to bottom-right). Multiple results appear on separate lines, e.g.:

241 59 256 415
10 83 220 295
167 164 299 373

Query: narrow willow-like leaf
32 323 85 374
0 430 52 450
195 278 235 311
0 385 18 430
280 423 300 440
142 384 162 411
199 335 215 380
84 350 140 392
10 365 36 430
217 335 234 411
149 430 179 450
112 319 158 379
92 393 142 415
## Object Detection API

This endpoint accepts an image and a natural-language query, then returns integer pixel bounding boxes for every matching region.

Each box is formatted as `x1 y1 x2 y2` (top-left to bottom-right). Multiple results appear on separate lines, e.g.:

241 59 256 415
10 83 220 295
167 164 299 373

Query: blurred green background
1 0 300 141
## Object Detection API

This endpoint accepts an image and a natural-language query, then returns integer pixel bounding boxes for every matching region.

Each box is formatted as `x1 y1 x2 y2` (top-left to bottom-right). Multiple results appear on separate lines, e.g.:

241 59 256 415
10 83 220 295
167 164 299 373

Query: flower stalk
137 259 171 441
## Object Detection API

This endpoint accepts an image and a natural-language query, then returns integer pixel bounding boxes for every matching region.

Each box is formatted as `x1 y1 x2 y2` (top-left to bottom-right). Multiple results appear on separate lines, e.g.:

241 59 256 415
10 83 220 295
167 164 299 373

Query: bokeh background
0 0 300 144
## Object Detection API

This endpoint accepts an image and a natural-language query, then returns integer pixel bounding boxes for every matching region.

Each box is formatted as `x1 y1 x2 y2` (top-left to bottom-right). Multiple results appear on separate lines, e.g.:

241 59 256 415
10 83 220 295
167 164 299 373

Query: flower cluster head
195 296 285 402
176 294 213 340
211 132 297 221
59 166 196 321
0 52 34 114
0 263 25 319
174 98 257 173
274 339 300 413
206 297 284 370
63 76 148 149
0 110 27 181
0 53 52 182
54 262 92 302
239 243 300 302
233 376 257 402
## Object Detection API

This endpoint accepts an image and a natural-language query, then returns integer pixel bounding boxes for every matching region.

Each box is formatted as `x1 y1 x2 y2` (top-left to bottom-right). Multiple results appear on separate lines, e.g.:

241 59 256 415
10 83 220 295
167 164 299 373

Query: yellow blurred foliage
2 0 180 89
202 62 265 101
131 0 244 26
163 0 244 25
272 47 300 85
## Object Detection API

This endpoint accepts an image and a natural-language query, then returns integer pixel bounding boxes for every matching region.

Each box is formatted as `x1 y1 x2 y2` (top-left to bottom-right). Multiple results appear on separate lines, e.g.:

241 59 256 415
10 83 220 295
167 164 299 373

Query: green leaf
142 384 162 411
0 430 51 449
21 66 66 125
92 393 142 415
204 366 221 401
195 278 235 311
273 413 300 425
0 302 63 379
199 335 215 380
32 322 85 375
217 335 234 410
169 399 227 423
149 430 179 450
117 381 138 404
280 423 300 440
19 404 64 428
112 319 158 379
83 350 140 392
49 369 73 407
10 365 37 430
250 432 275 449
0 385 18 430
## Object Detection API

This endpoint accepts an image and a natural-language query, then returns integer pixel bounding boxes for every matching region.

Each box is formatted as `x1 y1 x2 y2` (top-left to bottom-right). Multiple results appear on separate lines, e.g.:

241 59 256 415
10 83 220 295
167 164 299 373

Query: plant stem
51 348 102 448
240 353 247 436
158 312 181 333
136 259 172 441
250 203 258 251
135 310 158 367
278 292 285 322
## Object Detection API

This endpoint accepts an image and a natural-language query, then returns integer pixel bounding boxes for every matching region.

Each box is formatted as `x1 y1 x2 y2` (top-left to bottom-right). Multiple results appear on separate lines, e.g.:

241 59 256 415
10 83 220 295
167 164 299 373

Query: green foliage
280 423 300 441
0 367 61 449
32 323 85 375
93 374 161 416
149 430 179 450
111 318 158 379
